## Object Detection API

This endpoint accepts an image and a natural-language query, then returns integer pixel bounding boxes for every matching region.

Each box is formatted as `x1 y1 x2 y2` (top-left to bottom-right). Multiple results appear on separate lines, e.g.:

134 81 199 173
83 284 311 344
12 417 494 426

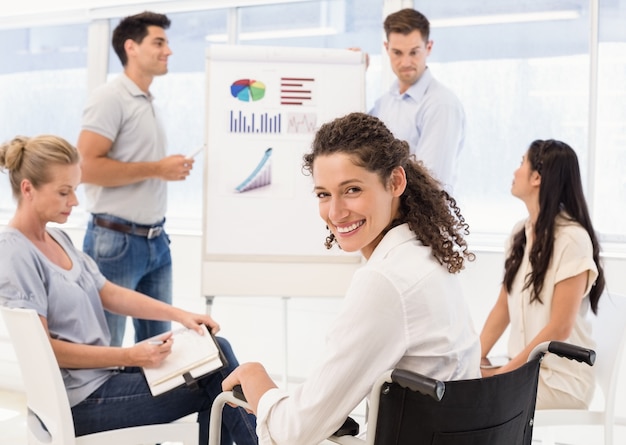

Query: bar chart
229 110 282 134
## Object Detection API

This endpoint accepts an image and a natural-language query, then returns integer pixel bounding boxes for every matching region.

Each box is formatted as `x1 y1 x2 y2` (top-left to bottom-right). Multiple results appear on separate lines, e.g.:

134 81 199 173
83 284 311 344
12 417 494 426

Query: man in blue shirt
370 8 465 193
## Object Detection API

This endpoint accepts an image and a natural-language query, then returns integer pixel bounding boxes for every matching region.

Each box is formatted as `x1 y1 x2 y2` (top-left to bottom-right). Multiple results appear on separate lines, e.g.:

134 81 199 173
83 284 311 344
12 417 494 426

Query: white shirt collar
368 223 416 263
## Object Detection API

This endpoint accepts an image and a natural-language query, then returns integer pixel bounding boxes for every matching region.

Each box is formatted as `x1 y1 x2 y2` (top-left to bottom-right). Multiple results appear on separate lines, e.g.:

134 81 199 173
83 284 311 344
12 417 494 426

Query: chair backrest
372 357 542 445
591 293 626 417
0 306 78 445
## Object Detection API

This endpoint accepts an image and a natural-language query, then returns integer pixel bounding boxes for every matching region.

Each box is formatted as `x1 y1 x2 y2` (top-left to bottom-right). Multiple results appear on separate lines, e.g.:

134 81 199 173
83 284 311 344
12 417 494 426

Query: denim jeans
71 337 258 445
83 214 172 346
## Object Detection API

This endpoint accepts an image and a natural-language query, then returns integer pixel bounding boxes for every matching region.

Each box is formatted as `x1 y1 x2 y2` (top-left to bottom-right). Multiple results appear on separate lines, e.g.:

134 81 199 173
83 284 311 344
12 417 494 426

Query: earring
324 225 335 250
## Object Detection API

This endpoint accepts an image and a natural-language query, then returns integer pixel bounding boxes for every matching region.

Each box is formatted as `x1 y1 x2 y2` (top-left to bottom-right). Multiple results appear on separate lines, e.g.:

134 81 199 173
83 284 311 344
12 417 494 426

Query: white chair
0 306 199 445
533 292 626 445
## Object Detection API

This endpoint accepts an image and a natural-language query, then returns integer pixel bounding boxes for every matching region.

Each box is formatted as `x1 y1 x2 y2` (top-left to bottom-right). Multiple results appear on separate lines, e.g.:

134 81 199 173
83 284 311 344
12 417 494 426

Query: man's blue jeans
83 214 172 345
71 337 258 445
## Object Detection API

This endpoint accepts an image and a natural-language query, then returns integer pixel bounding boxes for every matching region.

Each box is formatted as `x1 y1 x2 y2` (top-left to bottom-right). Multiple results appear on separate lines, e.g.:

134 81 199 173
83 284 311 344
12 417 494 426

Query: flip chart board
202 45 367 297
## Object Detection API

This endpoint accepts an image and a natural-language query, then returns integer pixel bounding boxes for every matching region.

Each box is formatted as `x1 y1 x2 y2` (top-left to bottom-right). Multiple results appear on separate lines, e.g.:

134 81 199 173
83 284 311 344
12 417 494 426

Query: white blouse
256 223 481 445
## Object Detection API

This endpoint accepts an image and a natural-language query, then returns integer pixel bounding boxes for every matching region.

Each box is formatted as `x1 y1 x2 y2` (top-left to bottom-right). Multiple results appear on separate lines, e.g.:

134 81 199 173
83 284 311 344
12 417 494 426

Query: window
409 0 592 242
594 3 626 240
0 24 88 222
237 0 384 111
3 1 624 246
237 0 379 49
405 0 626 246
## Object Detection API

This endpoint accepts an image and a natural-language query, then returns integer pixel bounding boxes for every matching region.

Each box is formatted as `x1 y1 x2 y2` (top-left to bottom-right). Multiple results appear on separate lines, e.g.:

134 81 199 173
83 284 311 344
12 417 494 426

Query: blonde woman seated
0 135 257 445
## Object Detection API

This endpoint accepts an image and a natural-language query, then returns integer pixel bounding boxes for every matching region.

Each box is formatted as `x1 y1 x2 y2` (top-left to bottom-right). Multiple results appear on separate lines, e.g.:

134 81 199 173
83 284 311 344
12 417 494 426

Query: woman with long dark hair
480 139 605 409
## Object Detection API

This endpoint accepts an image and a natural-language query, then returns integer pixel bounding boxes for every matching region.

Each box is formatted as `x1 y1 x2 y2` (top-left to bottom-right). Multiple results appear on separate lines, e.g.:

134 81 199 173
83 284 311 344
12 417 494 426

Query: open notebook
142 324 226 396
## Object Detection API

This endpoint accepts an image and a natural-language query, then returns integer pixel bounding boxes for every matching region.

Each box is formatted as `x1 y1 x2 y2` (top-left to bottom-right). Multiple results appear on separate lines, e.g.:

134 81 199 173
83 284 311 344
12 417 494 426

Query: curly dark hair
302 112 474 274
112 11 171 66
503 139 605 314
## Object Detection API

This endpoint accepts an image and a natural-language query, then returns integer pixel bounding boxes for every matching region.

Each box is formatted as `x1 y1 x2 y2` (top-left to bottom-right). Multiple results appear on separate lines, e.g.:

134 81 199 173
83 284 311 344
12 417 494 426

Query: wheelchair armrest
528 341 595 366
548 341 595 366
232 384 247 402
391 368 445 401
209 390 252 444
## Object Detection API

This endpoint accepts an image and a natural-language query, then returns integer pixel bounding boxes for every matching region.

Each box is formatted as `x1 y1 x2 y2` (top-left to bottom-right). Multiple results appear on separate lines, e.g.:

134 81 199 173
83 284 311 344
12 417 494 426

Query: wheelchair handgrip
548 341 596 366
391 368 445 401
232 384 247 402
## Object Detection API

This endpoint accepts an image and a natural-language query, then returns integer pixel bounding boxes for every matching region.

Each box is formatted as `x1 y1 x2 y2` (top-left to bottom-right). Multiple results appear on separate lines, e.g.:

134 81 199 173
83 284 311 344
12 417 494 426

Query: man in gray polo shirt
77 11 194 346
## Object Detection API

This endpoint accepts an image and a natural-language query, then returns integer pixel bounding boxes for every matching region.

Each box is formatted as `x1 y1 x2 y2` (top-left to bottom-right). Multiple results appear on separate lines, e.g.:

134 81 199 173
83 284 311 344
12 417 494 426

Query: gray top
81 73 168 224
0 227 114 406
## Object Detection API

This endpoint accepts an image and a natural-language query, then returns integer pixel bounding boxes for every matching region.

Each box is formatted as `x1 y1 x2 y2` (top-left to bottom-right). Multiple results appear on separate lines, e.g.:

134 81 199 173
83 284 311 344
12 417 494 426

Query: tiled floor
0 388 623 444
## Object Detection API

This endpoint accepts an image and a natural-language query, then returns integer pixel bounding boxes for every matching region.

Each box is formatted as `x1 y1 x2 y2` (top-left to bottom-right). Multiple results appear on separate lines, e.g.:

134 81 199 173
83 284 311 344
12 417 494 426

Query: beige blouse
506 213 598 405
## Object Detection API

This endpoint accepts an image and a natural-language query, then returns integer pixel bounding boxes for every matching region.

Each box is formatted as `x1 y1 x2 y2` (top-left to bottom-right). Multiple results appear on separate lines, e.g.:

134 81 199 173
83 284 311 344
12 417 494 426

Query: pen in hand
186 145 205 159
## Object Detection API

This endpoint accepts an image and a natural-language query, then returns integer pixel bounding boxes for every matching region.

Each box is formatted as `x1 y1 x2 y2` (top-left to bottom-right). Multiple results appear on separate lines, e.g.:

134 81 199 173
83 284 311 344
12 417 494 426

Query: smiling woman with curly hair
222 112 480 445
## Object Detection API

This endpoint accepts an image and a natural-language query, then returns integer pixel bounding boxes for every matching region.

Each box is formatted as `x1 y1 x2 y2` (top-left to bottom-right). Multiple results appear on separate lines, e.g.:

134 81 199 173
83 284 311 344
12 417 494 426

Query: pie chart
230 79 266 102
